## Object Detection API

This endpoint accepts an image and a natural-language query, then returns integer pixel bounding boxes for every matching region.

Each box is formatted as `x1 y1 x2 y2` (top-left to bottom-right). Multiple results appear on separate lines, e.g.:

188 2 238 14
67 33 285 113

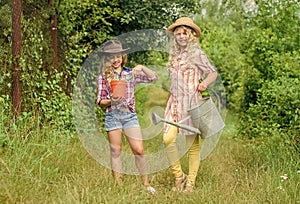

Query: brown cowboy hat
167 17 201 37
100 40 130 54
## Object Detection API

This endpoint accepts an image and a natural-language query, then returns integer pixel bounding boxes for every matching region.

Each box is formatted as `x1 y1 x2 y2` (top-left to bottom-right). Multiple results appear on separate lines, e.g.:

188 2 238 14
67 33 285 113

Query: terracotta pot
110 80 127 98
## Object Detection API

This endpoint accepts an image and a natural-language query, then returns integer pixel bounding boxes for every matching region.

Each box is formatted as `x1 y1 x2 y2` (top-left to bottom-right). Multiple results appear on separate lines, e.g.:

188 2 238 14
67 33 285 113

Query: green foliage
0 0 11 29
119 0 198 31
0 1 12 95
0 95 12 147
196 0 300 155
238 0 300 151
241 76 300 151
59 0 122 48
19 14 73 134
58 0 124 98
241 0 300 102
196 16 248 111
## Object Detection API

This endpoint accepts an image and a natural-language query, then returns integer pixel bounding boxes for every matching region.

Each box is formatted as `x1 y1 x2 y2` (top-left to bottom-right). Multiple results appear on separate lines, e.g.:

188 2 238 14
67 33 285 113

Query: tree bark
49 0 58 68
12 0 22 118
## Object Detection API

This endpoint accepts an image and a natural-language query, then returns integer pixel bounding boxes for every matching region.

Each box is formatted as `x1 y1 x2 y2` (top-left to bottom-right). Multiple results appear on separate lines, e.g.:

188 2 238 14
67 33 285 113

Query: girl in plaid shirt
164 17 218 193
96 40 157 194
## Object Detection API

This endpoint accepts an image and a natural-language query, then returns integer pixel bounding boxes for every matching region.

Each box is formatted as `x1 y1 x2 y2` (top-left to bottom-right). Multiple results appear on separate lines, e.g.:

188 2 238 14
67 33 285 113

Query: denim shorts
105 109 140 131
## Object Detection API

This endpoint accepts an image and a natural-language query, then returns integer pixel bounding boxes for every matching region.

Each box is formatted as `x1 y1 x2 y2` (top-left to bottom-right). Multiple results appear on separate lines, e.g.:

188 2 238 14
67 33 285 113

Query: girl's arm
97 76 112 107
99 99 112 108
198 71 218 91
195 48 218 91
133 65 156 79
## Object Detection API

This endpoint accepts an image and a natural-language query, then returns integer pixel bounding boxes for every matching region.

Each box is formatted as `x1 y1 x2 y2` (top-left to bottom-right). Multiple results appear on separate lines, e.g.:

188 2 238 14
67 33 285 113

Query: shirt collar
122 66 131 72
176 48 188 55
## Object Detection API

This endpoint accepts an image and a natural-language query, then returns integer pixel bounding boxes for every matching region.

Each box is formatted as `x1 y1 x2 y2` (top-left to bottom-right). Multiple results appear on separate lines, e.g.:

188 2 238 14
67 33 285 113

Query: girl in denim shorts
96 40 157 194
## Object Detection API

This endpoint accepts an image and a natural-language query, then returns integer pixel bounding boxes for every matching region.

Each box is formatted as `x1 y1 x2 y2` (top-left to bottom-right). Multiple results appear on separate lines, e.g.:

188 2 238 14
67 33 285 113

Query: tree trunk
49 0 58 68
12 0 22 118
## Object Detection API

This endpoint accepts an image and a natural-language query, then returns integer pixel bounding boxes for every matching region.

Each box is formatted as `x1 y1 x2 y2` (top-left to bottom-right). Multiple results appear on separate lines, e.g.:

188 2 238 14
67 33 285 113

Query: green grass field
1 109 299 204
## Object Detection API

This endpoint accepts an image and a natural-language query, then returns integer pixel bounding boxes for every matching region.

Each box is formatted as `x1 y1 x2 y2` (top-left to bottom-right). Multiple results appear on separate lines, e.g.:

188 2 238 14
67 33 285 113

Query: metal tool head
151 112 162 125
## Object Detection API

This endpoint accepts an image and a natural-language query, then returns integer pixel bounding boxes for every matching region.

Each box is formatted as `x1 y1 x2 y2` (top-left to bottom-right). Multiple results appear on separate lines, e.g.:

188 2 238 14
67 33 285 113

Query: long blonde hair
168 26 199 68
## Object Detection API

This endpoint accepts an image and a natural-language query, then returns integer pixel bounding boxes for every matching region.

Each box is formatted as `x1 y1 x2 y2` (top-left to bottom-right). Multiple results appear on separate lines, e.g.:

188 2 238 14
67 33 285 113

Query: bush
241 76 300 153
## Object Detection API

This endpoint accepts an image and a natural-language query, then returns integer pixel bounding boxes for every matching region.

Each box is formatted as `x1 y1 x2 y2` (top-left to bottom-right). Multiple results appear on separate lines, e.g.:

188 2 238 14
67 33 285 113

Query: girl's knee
186 135 200 151
132 146 145 156
110 145 122 157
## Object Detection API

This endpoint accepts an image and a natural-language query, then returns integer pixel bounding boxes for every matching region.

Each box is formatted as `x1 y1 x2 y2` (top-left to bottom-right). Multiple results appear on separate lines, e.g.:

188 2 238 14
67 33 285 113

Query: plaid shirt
97 66 158 112
164 48 216 135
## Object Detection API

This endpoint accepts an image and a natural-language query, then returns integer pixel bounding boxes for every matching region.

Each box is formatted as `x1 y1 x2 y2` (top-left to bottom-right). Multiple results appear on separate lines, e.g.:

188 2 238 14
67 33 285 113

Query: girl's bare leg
124 127 149 186
108 129 123 183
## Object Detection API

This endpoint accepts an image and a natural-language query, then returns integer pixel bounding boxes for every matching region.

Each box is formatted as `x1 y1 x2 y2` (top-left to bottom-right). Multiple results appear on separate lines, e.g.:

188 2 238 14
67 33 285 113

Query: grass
1 109 299 203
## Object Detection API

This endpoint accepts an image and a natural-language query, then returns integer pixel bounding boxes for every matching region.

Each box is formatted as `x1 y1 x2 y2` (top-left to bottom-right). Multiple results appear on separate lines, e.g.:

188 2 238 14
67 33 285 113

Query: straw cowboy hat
100 40 130 54
167 17 201 37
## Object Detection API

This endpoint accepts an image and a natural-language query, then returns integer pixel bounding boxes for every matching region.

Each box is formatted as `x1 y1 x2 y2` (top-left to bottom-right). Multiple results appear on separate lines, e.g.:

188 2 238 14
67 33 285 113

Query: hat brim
101 48 130 54
167 22 201 37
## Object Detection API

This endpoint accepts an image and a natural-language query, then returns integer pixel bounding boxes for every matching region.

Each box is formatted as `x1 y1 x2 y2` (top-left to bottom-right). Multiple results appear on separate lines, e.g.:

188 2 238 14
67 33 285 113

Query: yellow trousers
163 125 200 186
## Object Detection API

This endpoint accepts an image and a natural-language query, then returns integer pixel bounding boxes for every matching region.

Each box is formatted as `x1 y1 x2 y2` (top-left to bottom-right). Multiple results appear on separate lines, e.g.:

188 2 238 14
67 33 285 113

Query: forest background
0 0 299 203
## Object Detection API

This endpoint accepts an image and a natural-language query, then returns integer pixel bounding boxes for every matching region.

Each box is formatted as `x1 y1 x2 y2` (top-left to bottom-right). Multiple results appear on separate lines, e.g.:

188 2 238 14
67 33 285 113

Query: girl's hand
110 94 124 104
133 65 143 77
198 71 217 91
133 65 156 79
197 82 207 92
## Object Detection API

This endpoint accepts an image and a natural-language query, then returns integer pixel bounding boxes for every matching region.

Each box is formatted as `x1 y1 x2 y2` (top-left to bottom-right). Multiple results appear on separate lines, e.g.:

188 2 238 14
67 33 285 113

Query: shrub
241 76 300 153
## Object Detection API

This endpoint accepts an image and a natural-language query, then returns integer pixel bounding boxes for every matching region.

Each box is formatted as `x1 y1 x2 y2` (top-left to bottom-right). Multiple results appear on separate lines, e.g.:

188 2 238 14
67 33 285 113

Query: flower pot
110 80 127 98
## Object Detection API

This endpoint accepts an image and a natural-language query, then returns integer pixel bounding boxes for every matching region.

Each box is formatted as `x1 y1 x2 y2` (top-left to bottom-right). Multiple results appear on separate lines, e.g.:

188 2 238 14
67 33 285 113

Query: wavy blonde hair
168 26 199 68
